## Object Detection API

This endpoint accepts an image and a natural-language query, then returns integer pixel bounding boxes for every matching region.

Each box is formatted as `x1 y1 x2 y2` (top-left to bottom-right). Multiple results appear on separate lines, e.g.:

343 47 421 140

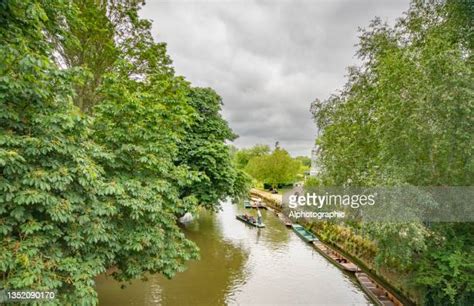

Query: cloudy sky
140 0 410 156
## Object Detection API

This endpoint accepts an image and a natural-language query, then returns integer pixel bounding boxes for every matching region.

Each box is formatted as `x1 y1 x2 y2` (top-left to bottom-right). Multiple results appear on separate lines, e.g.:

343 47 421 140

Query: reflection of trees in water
97 203 294 305
157 208 249 306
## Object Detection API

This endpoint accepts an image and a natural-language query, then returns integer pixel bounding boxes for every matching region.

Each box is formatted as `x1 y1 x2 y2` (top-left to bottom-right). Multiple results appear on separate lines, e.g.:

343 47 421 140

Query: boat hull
355 272 402 306
236 215 265 228
243 200 252 209
312 241 360 272
291 224 317 242
249 198 267 209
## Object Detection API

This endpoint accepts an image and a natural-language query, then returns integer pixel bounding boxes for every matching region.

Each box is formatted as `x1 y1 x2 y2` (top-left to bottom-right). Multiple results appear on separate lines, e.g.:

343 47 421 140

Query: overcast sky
140 0 410 156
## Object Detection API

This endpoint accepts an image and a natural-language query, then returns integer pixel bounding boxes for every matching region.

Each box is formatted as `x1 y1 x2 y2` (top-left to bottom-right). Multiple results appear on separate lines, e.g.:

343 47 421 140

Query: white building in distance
309 130 321 177
309 144 320 177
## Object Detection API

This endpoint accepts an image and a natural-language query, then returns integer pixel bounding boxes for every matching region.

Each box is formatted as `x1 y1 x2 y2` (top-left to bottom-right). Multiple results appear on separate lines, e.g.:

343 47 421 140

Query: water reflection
96 201 372 305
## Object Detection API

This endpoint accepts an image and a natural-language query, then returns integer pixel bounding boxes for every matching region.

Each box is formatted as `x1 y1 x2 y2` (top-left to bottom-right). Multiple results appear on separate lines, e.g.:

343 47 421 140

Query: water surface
96 201 372 305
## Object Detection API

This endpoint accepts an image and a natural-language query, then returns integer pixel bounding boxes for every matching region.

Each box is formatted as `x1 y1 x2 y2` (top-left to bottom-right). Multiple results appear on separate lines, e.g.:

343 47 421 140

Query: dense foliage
233 144 305 189
176 87 250 210
233 144 271 170
310 0 473 304
245 147 302 188
1 3 114 302
0 0 246 303
295 156 311 168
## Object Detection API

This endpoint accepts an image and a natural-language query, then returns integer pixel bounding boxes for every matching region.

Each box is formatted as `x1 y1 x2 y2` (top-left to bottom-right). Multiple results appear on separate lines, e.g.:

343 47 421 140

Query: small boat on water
236 214 265 228
243 200 252 209
248 198 266 209
355 272 403 306
291 224 317 242
277 212 292 227
312 241 360 272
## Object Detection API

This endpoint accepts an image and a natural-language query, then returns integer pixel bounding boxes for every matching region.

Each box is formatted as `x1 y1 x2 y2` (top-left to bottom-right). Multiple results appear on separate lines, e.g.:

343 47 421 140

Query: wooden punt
277 212 292 227
243 200 252 209
312 241 360 272
355 272 403 306
249 198 266 209
291 224 317 242
236 215 265 228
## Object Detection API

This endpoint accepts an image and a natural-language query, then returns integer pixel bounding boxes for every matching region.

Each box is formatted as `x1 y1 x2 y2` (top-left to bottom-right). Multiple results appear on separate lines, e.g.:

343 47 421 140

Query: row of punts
237 198 404 306
290 224 404 305
289 222 403 305
290 223 360 272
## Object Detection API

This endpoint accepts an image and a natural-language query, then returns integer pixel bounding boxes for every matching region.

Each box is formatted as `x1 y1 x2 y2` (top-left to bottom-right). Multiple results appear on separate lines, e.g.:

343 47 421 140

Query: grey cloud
140 0 409 156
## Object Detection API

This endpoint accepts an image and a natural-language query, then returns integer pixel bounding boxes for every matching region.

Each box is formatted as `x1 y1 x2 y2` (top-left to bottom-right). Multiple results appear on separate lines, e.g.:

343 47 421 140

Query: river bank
250 188 283 209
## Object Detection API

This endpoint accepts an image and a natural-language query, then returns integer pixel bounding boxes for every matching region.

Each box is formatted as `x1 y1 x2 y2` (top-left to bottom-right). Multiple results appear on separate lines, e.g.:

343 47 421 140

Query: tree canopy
0 0 247 303
310 0 473 304
245 148 301 188
234 144 271 170
295 156 311 168
175 87 250 210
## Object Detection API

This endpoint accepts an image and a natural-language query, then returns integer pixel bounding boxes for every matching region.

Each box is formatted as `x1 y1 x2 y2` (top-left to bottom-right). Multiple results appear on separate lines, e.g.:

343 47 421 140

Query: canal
96 200 373 305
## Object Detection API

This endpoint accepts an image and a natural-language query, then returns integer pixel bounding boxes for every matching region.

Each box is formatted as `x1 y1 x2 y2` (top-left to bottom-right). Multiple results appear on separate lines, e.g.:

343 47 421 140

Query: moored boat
250 198 266 209
277 212 292 227
236 214 265 228
312 241 360 272
355 272 403 306
291 224 317 242
243 200 252 208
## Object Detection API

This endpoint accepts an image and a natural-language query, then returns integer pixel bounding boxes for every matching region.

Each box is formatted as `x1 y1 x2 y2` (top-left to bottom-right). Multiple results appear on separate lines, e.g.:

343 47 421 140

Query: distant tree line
232 144 308 190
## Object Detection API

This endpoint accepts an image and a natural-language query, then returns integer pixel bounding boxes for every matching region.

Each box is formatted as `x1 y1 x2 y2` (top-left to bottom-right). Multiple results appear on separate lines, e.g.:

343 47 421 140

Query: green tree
91 61 199 283
54 0 118 113
0 1 119 303
1 0 246 304
234 144 270 169
175 87 249 210
304 176 321 188
54 1 248 211
295 156 311 167
414 224 474 305
245 148 301 188
52 0 175 113
310 0 473 304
